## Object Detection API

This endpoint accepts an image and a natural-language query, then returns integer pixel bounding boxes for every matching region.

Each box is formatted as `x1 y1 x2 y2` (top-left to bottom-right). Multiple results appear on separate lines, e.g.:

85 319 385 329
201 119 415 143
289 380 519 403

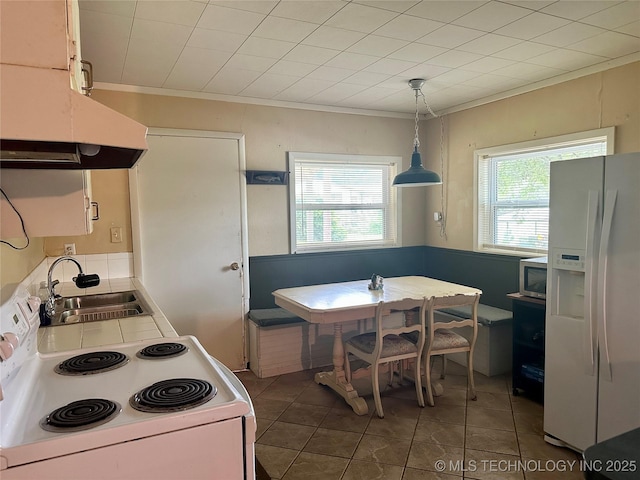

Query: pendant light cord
416 88 448 240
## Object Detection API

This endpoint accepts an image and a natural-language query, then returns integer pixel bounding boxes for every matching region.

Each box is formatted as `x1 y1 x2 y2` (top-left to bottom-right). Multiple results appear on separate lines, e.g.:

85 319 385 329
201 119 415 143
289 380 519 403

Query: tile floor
236 360 585 480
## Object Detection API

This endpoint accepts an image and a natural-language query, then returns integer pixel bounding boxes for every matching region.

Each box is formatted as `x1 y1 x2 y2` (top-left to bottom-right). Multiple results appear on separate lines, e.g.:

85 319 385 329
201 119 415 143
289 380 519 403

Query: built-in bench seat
247 303 512 378
435 303 513 377
247 308 364 378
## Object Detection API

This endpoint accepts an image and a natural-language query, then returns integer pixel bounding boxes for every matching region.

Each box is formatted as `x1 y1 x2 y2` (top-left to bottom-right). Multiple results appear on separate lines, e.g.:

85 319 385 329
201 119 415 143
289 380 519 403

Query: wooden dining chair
421 293 481 406
344 297 428 418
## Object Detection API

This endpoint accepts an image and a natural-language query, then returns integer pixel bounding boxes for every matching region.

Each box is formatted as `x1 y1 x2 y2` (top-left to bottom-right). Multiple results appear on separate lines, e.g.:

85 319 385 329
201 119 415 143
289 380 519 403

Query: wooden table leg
314 323 369 415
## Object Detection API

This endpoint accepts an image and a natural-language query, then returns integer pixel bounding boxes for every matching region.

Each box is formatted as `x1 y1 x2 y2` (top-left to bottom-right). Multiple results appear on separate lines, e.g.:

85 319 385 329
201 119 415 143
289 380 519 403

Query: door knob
230 262 240 271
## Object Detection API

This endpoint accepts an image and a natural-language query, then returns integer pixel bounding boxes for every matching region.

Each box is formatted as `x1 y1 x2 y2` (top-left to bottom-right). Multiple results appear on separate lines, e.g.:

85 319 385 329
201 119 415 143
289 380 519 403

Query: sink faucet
44 256 100 319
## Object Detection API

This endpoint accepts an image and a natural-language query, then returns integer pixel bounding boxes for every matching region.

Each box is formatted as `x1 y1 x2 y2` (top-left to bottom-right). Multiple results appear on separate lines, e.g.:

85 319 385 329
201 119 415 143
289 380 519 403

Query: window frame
288 152 401 254
473 127 615 257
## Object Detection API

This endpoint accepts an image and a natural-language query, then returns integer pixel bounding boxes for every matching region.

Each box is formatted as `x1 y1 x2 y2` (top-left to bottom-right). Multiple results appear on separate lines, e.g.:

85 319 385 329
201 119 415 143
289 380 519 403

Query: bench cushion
438 304 512 327
248 308 306 327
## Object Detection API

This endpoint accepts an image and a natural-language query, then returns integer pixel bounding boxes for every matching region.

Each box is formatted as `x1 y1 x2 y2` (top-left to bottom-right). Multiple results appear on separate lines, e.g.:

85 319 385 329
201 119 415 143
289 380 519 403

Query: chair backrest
427 293 481 337
374 297 428 340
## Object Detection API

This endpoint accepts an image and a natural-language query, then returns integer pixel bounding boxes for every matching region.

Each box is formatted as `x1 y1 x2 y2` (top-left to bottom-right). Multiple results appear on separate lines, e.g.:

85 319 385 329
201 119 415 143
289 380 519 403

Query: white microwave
519 256 547 299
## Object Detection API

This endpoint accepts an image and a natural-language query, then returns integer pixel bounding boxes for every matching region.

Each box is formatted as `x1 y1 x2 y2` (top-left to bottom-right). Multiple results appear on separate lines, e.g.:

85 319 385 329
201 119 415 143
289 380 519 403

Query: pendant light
392 79 442 187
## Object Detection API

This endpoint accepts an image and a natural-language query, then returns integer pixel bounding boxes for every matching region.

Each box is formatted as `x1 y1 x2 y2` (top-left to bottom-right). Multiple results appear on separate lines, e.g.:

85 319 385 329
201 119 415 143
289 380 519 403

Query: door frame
129 128 250 366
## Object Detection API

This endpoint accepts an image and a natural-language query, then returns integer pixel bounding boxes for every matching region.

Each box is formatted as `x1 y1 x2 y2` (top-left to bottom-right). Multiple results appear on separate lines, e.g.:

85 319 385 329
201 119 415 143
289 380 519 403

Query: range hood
1 64 148 170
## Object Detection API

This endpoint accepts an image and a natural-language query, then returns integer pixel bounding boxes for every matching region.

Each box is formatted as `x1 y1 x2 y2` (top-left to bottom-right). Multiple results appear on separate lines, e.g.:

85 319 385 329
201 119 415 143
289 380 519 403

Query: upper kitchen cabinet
0 170 94 238
0 0 69 72
0 0 147 170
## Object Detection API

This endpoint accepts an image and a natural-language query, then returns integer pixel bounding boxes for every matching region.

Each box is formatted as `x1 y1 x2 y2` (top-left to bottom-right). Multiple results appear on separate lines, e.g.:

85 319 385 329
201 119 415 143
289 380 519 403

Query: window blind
477 139 607 255
291 157 397 253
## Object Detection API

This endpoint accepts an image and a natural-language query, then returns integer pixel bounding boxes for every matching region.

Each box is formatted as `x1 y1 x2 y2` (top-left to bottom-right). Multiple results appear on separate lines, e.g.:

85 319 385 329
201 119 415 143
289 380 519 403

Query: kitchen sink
62 291 139 309
49 290 153 326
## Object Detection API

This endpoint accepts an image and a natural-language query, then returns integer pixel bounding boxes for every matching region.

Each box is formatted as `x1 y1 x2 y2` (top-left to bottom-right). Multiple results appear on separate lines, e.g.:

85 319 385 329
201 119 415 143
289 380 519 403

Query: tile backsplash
23 253 134 295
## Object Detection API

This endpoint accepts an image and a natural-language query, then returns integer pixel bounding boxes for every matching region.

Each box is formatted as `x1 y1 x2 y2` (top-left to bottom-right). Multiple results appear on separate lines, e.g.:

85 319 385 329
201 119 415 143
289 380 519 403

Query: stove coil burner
40 399 121 432
136 342 188 359
130 378 216 413
55 351 129 375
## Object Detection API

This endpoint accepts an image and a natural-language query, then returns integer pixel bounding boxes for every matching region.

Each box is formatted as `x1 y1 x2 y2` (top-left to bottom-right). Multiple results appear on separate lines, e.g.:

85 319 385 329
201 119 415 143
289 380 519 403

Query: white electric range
0 285 255 479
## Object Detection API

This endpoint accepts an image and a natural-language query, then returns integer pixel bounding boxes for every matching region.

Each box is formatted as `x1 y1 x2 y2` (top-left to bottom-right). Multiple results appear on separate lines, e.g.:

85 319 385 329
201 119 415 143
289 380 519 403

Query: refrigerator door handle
597 189 617 382
583 190 599 375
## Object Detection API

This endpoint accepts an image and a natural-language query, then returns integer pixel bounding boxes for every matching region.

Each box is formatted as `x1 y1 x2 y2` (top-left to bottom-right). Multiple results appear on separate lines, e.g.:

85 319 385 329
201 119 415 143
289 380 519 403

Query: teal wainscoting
248 246 520 311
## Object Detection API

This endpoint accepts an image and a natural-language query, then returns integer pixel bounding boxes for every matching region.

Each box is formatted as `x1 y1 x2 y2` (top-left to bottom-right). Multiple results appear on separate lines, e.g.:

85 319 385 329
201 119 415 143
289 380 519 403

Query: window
288 152 400 253
474 128 614 256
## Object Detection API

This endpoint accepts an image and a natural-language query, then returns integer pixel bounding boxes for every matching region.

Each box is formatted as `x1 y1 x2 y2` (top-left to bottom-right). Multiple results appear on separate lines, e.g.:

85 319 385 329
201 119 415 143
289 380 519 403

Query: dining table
273 275 482 415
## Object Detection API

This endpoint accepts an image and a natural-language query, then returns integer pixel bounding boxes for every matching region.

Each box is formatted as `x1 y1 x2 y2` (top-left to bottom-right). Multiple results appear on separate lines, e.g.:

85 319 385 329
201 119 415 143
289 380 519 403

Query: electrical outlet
110 227 123 243
64 243 76 255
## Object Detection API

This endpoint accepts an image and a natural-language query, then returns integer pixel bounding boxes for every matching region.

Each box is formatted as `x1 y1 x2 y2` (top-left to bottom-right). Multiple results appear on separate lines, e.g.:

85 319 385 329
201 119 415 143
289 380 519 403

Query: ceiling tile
305 82 363 103
134 1 206 27
252 16 318 43
364 58 418 75
275 78 336 102
527 48 606 70
130 18 192 46
325 51 379 69
354 1 419 14
163 47 230 91
307 65 356 82
617 20 640 37
301 26 366 50
426 50 483 68
122 39 183 87
225 54 277 73
373 15 443 42
241 73 300 97
568 31 640 58
400 63 451 80
491 41 556 61
78 0 136 17
268 60 318 77
197 5 265 35
533 22 605 48
463 73 522 90
461 56 515 73
208 1 278 15
500 1 555 11
283 44 340 65
580 1 640 29
343 71 392 86
493 62 565 81
80 8 133 39
406 1 487 23
237 37 296 59
340 85 396 105
204 67 263 95
417 24 485 49
270 1 346 24
388 43 447 62
347 35 408 56
187 28 247 52
457 33 522 55
540 1 619 22
453 2 532 32
429 68 482 86
494 12 570 40
325 3 398 34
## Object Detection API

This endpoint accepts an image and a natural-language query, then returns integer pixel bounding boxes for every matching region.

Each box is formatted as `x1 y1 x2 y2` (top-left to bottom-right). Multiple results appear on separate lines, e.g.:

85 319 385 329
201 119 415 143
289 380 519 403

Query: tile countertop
37 277 178 353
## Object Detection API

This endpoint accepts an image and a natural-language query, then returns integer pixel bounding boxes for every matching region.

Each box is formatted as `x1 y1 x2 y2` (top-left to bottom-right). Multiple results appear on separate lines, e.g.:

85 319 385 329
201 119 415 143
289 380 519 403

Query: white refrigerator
544 152 640 452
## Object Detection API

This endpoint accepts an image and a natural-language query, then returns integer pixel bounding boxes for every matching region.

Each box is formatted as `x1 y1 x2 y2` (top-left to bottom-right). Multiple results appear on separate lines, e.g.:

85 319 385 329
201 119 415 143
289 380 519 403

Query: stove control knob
0 337 14 361
3 333 19 349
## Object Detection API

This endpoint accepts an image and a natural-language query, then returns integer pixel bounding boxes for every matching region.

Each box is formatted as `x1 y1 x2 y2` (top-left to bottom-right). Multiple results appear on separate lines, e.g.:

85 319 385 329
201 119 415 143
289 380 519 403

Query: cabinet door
0 0 69 70
0 170 93 238
67 0 85 93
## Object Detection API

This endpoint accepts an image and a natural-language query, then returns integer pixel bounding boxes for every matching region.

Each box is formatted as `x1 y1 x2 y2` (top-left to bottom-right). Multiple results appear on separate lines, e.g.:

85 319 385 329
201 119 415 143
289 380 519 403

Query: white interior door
130 129 249 370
